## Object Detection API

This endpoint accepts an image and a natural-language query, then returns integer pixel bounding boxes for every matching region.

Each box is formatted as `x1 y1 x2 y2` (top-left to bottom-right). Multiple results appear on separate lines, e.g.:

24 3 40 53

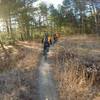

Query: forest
0 0 100 100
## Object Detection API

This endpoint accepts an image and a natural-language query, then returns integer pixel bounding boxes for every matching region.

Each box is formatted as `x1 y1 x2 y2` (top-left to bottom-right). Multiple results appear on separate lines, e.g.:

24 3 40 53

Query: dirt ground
0 41 42 100
38 55 58 100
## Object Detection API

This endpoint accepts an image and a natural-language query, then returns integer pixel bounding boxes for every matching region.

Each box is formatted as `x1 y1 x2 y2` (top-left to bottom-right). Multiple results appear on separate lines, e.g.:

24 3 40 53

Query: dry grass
0 46 19 72
0 41 42 100
52 35 100 100
0 41 42 71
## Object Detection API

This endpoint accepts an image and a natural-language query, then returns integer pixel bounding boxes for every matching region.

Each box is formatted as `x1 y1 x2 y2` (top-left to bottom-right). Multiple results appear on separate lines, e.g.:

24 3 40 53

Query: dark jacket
44 41 50 49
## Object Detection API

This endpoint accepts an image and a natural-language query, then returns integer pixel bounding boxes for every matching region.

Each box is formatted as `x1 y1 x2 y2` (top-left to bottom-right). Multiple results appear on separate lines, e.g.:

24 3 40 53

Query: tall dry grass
52 42 98 100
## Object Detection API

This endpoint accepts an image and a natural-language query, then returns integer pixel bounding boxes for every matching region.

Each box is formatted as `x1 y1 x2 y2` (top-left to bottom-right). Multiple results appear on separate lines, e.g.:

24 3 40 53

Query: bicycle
43 47 49 60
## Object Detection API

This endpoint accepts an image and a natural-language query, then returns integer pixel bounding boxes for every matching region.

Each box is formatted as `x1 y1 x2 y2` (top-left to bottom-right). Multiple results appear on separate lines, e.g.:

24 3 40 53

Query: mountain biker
42 33 50 55
56 32 60 38
42 33 52 46
42 33 48 43
53 33 57 44
43 40 50 54
48 35 52 45
53 32 60 44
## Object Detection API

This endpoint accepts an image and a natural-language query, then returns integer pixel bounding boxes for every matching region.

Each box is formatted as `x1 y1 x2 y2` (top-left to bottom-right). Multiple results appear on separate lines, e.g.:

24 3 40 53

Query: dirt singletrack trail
38 47 58 100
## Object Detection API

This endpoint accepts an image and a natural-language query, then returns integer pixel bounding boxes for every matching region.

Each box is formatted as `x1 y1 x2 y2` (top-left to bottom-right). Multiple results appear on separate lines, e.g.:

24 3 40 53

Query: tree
0 0 15 40
49 5 61 31
62 0 98 34
0 0 37 41
39 2 48 33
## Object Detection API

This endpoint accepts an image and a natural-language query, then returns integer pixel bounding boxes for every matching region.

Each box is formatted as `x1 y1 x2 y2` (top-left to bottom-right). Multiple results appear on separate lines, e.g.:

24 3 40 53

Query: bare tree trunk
5 19 10 35
10 19 15 41
0 40 8 56
26 25 31 40
90 0 98 34
9 13 15 44
46 15 49 32
30 26 33 40
80 11 84 34
39 16 41 34
89 3 94 33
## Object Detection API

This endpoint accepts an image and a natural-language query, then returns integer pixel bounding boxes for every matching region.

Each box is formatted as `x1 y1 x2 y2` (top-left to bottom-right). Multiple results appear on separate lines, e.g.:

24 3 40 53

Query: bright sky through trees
41 0 63 6
34 0 63 7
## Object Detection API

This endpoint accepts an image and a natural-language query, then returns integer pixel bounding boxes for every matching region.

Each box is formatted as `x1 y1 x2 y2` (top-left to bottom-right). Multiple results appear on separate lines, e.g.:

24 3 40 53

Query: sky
41 0 63 6
34 0 63 8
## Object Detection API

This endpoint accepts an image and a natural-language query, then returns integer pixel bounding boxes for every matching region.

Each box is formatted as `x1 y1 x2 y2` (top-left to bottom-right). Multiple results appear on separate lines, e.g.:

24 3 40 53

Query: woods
0 0 100 100
0 0 100 44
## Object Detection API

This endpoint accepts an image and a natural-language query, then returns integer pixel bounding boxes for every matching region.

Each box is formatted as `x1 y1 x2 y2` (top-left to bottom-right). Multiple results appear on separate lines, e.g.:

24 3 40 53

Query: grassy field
52 34 100 100
0 34 100 100
0 41 42 99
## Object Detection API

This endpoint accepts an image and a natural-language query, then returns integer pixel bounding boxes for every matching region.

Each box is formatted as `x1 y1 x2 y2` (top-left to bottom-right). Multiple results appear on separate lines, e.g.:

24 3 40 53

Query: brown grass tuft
52 36 100 100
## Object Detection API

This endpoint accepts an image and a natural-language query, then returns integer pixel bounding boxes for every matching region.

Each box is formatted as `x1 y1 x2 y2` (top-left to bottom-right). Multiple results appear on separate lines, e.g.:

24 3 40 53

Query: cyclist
42 33 50 59
48 35 52 45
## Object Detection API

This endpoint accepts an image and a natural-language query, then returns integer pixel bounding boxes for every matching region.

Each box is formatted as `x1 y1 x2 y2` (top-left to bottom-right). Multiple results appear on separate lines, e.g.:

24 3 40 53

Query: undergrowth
52 36 100 100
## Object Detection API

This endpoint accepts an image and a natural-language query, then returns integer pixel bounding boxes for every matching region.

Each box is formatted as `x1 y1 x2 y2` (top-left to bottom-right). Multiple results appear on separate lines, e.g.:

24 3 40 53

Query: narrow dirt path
38 48 58 100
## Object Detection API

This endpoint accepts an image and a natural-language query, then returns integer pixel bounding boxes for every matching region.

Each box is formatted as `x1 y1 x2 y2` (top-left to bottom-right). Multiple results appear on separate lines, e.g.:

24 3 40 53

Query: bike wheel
44 49 47 60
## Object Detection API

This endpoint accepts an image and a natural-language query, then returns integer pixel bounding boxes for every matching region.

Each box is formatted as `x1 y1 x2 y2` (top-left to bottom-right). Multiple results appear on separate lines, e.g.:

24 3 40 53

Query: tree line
0 0 100 46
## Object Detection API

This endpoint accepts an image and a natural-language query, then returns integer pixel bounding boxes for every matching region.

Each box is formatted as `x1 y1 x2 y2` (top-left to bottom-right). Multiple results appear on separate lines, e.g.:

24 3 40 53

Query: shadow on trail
0 68 39 100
